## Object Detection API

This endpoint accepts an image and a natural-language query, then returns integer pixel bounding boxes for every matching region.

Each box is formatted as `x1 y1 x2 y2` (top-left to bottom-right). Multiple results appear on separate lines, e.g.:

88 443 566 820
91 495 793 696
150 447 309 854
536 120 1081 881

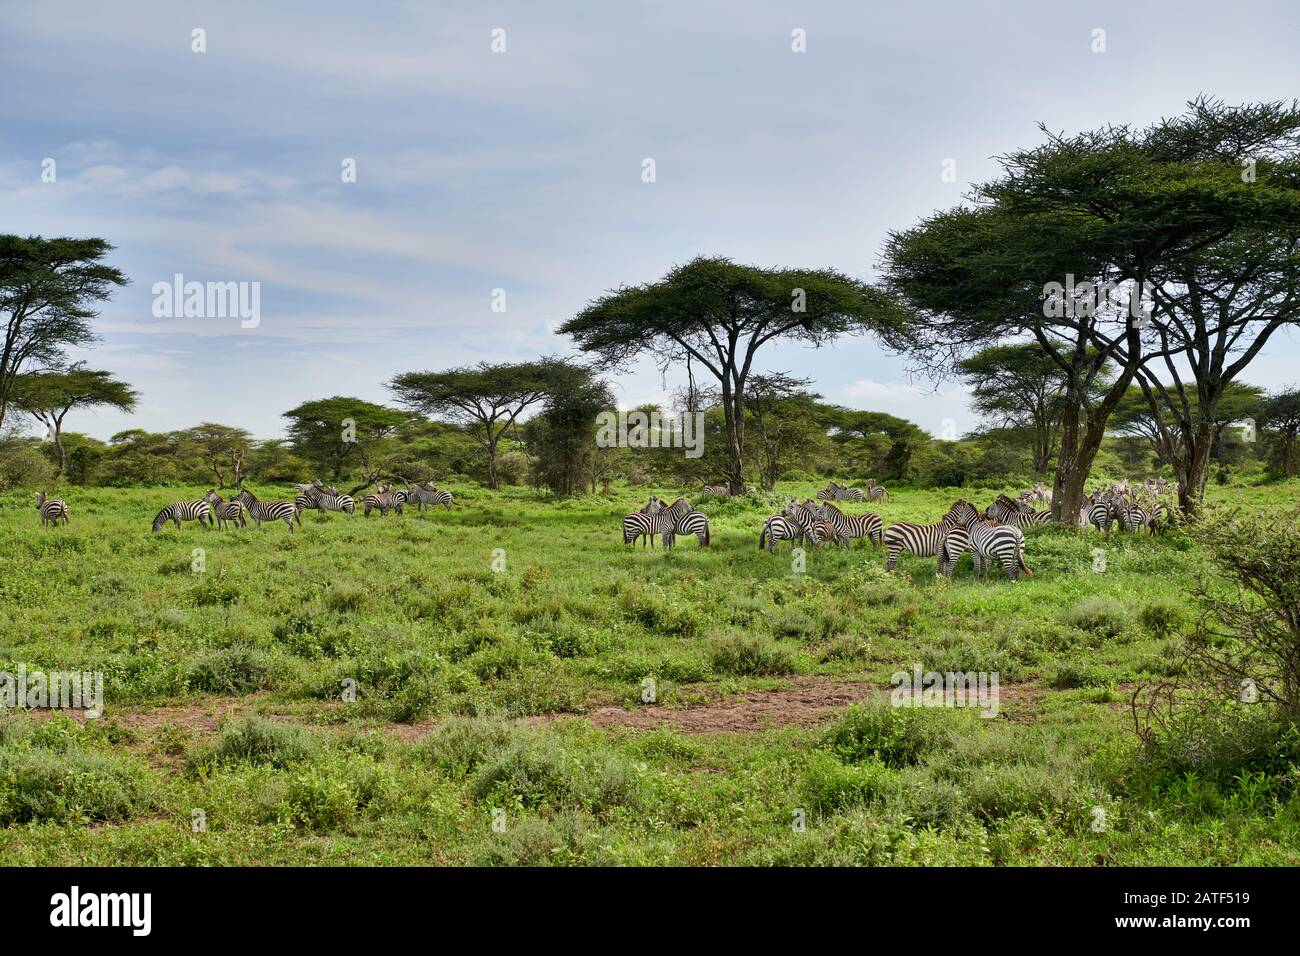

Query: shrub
422 717 516 778
708 631 796 677
0 749 154 824
1060 596 1129 638
187 716 320 771
800 751 896 816
817 700 952 768
185 646 273 694
469 734 640 813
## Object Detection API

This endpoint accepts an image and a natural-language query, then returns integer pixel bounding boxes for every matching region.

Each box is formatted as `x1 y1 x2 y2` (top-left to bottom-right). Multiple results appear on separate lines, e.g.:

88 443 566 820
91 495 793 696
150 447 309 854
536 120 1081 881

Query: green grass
0 478 1298 865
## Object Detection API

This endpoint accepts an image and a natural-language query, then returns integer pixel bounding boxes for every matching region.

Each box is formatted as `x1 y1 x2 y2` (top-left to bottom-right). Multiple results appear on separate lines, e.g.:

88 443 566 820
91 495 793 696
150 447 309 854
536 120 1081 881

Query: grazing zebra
810 518 849 548
35 491 69 527
1087 491 1120 534
204 491 248 529
674 510 710 546
819 482 866 502
700 485 732 497
998 508 1054 530
622 509 677 549
245 499 301 531
758 515 803 552
152 499 214 532
884 500 968 572
298 485 356 515
362 486 406 517
815 500 883 547
864 484 888 502
936 525 970 578
1118 497 1151 534
953 501 1031 581
986 494 1034 522
784 499 822 546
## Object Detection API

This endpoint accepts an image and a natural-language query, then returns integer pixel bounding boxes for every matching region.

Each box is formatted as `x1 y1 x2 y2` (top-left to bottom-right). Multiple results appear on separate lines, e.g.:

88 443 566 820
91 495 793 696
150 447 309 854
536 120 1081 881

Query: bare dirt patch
531 676 1049 735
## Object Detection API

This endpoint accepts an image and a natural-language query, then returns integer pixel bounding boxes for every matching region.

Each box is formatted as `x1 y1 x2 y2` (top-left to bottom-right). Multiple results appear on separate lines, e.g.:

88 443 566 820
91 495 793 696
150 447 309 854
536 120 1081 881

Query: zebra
1087 491 1120 534
758 515 803 552
245 499 301 531
700 485 732 497
297 484 356 515
152 499 215 532
784 499 822 546
986 494 1034 522
629 497 665 548
404 484 437 511
952 500 1031 581
819 482 866 502
864 483 888 502
815 500 882 547
884 500 969 572
204 491 248 529
35 491 69 527
424 486 454 510
936 525 970 578
1118 497 1151 534
622 509 677 549
998 508 1054 530
810 518 849 548
674 510 710 546
362 485 406 517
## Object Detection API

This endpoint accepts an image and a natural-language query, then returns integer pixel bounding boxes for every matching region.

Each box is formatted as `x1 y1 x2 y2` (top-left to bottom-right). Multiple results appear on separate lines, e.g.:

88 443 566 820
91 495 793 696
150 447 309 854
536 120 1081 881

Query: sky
3 0 1300 441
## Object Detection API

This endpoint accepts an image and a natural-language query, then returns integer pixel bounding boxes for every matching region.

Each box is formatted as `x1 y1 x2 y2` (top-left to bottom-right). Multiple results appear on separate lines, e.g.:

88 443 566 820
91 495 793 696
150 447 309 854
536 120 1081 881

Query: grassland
2 480 1298 866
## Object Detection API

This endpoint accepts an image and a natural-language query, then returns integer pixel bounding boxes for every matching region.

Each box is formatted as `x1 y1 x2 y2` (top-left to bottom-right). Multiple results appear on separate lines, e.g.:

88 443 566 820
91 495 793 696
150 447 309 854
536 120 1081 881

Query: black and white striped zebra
953 501 1032 581
1118 497 1151 534
1087 491 1120 534
674 510 710 546
815 500 883 547
864 484 888 502
245 499 301 531
622 509 677 549
297 485 356 515
362 486 406 517
628 497 665 547
152 499 214 532
936 525 970 578
758 515 803 552
35 491 69 527
700 485 732 497
998 508 1054 530
986 494 1034 522
810 517 849 548
203 491 248 529
884 500 968 571
818 482 866 502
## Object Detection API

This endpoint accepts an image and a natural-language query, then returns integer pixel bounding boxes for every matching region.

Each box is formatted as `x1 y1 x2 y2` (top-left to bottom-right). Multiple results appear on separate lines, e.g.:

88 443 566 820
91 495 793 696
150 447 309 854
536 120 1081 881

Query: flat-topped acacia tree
559 257 912 494
390 359 584 488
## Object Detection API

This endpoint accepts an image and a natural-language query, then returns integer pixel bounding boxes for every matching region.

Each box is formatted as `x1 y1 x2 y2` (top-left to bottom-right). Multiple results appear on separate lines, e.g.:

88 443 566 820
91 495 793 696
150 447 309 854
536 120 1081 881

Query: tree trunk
1178 421 1216 514
486 439 499 489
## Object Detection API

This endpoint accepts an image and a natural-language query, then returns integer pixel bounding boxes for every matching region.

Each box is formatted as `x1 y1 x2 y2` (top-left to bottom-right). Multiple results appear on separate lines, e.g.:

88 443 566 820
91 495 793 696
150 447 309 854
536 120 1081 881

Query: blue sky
3 0 1300 441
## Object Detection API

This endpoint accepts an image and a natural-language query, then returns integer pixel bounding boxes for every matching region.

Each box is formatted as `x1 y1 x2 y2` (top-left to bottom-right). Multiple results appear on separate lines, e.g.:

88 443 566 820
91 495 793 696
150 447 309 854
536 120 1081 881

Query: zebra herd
816 479 888 503
621 495 711 549
25 479 458 533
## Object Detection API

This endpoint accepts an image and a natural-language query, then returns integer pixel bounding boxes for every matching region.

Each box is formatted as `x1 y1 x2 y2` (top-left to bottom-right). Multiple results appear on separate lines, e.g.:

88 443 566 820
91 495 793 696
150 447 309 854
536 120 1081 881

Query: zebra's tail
758 526 767 550
1018 551 1033 576
703 522 710 546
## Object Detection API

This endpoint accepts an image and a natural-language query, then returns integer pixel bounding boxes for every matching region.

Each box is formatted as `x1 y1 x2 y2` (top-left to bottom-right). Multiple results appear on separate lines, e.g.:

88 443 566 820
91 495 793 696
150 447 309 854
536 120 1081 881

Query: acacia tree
745 374 831 490
389 359 582 489
1259 387 1300 478
183 423 253 488
10 364 137 478
282 396 409 485
885 98 1300 520
0 236 127 430
559 257 911 493
956 344 1084 475
829 408 930 481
